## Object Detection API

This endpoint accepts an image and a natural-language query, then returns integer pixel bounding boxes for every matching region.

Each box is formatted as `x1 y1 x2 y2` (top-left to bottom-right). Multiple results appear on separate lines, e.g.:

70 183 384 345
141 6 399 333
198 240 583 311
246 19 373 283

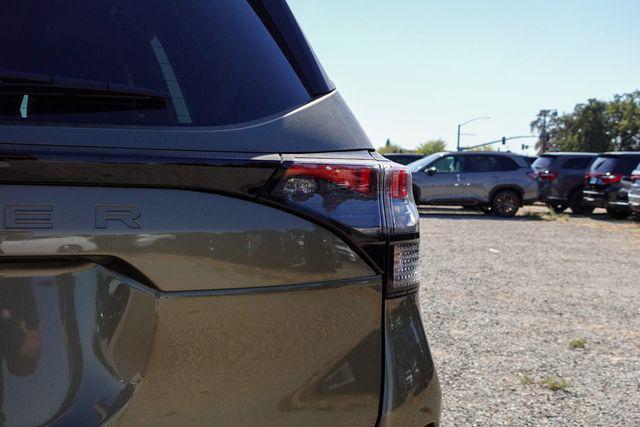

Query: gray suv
0 1 440 426
409 152 539 217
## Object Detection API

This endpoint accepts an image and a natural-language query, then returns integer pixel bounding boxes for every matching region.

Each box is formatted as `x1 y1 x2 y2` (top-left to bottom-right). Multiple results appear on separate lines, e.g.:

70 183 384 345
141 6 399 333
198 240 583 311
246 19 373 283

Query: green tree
531 101 612 153
607 91 640 151
530 91 640 153
530 110 558 153
378 138 405 154
416 139 447 155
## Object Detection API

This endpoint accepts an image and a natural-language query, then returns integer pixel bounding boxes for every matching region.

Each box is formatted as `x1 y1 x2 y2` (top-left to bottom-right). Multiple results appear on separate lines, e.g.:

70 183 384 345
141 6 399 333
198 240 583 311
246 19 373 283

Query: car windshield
532 156 556 171
0 0 322 127
407 153 442 172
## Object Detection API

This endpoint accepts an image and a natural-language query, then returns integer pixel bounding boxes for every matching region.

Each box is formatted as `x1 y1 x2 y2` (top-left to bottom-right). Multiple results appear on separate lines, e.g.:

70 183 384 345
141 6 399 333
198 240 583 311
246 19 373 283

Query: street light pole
456 116 491 151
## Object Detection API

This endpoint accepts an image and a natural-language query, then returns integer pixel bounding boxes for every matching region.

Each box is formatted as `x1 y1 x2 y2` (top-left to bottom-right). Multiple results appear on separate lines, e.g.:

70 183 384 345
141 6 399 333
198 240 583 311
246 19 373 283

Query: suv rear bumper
583 189 630 211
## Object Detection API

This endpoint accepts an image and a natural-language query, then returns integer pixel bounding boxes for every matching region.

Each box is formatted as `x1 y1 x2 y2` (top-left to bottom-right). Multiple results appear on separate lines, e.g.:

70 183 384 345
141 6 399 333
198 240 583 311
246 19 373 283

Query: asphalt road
418 205 640 426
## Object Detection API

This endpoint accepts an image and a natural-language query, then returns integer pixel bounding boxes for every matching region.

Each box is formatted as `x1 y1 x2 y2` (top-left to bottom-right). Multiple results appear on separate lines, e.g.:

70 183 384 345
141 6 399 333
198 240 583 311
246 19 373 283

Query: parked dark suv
532 152 597 214
0 1 440 426
409 151 539 217
583 152 640 219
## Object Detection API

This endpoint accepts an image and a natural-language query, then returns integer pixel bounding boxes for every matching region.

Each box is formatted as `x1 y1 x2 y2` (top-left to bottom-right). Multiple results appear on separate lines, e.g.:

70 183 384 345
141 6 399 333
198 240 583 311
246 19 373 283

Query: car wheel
492 190 520 218
606 208 631 220
547 203 567 214
568 188 594 215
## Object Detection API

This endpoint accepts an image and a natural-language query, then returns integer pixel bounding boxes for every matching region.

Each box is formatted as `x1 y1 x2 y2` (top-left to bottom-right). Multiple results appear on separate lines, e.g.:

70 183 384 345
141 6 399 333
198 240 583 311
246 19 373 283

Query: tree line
530 91 640 153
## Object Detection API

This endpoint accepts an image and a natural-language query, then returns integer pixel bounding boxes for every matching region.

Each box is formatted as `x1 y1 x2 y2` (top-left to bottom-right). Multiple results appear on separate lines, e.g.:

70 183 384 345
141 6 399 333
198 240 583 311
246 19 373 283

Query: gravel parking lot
419 206 640 426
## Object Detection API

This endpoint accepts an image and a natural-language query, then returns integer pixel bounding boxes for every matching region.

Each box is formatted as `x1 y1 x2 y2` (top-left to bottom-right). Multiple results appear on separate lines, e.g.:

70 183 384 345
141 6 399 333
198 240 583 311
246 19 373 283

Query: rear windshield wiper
0 70 170 105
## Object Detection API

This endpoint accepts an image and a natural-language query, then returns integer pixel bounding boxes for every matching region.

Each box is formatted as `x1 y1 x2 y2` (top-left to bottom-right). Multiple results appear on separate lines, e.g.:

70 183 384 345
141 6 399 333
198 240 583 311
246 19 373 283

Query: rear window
590 155 640 174
590 156 621 173
0 0 327 127
532 155 556 171
562 157 593 170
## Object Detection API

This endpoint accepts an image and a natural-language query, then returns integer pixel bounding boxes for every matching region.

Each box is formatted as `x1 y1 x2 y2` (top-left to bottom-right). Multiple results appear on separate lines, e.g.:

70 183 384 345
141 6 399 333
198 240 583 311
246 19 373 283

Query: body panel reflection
0 262 156 426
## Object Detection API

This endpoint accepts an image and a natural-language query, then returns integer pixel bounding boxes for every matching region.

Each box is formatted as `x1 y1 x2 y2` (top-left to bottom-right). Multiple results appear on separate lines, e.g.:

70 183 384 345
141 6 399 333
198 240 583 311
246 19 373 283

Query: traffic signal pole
460 135 537 151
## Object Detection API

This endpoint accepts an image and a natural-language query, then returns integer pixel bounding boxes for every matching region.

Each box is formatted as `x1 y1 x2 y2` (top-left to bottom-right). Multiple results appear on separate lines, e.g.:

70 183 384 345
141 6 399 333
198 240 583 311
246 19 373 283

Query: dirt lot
419 205 640 426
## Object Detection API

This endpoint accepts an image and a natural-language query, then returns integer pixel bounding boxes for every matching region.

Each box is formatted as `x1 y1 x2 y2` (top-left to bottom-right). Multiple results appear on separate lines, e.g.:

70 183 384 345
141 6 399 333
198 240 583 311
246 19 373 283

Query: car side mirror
426 167 437 176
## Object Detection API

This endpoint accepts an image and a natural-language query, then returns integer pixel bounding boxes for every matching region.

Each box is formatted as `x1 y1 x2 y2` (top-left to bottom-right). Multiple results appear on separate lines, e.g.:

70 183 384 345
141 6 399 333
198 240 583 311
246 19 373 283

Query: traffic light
502 137 506 145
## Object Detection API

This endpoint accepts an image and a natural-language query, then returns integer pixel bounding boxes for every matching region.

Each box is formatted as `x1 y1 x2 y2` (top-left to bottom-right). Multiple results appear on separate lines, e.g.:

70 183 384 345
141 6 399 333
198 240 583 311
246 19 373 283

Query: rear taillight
280 163 377 196
383 165 419 235
538 171 559 181
269 161 382 234
600 173 623 185
268 160 419 236
266 159 421 297
586 172 623 185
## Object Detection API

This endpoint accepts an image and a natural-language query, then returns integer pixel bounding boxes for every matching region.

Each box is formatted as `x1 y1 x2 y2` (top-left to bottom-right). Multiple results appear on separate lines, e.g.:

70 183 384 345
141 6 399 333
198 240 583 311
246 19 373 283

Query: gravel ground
419 205 640 426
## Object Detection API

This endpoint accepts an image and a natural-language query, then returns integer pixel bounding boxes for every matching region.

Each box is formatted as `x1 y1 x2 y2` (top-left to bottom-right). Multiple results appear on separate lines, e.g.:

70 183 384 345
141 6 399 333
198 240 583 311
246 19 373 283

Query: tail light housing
538 171 559 181
266 159 420 297
585 172 622 185
601 173 623 185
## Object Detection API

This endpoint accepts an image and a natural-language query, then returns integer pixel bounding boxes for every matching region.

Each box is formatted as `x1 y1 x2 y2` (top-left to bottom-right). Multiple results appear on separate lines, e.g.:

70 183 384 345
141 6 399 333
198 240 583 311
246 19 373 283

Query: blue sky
287 0 640 155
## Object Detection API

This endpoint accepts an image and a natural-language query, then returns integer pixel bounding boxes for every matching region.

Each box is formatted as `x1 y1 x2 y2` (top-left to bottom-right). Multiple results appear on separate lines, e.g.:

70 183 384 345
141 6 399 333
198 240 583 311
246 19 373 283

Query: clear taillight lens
389 240 421 295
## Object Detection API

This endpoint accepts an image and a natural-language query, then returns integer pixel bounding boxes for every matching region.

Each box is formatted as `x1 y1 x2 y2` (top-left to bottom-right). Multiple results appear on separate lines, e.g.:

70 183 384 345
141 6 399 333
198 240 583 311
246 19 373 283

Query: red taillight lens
538 171 559 181
600 173 623 185
389 169 410 199
268 160 419 236
282 163 377 196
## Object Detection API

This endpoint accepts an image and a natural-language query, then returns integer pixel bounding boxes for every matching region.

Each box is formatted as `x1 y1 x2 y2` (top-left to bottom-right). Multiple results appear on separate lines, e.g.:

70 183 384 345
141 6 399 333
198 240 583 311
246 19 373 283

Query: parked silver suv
409 152 539 217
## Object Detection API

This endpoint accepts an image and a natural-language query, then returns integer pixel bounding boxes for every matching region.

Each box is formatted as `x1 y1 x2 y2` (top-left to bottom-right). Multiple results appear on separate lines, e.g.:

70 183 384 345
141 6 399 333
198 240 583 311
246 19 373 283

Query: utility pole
541 110 548 153
538 109 557 153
